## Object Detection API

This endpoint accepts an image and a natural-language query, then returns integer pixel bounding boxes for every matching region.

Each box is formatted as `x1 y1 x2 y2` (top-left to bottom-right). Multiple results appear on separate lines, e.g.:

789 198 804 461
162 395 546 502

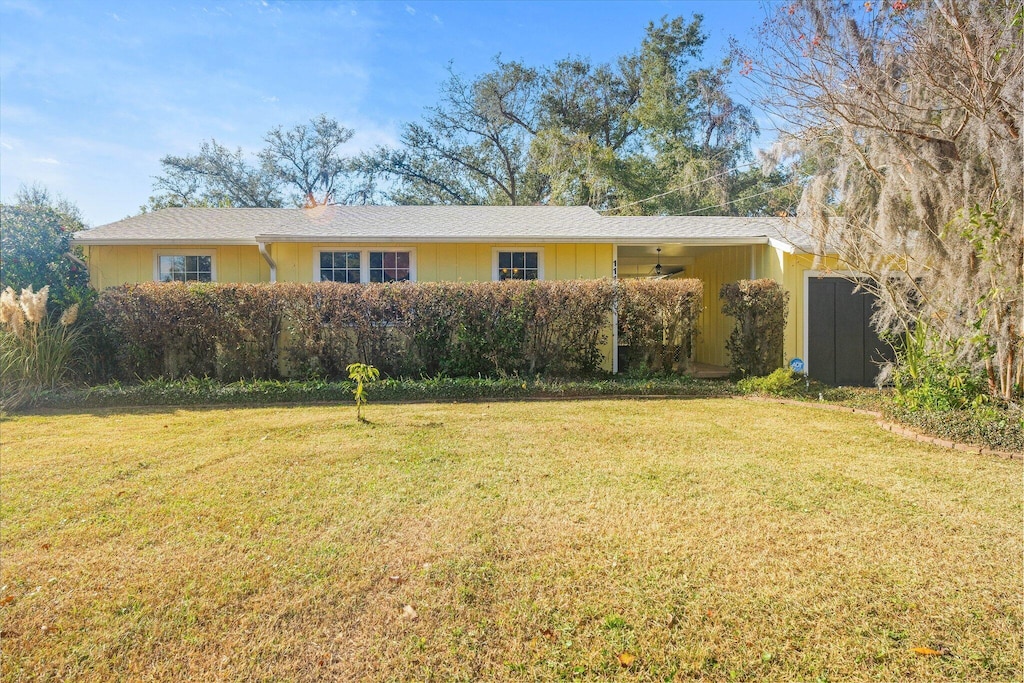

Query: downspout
258 242 277 283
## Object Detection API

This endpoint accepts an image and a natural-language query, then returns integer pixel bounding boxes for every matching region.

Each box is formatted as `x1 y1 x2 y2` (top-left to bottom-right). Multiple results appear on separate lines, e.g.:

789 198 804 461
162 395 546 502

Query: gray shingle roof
597 215 817 250
73 205 819 251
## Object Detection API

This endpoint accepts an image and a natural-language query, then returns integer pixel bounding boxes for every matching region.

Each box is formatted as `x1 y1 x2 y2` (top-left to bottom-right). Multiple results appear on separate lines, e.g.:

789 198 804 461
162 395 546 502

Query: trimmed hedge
95 283 283 381
278 280 616 378
95 280 623 381
93 279 709 381
720 279 789 378
618 279 703 373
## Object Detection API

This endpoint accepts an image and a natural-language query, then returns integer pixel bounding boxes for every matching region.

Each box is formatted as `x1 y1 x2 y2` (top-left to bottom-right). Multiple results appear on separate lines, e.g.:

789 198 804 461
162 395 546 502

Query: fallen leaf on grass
402 604 418 620
0 596 14 606
540 628 557 641
666 614 677 627
617 652 636 666
388 575 406 586
40 624 58 635
911 646 944 656
40 543 51 550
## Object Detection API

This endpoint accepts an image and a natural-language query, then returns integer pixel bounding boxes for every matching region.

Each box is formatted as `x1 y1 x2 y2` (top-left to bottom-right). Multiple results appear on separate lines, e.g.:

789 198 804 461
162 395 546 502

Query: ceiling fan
648 247 686 279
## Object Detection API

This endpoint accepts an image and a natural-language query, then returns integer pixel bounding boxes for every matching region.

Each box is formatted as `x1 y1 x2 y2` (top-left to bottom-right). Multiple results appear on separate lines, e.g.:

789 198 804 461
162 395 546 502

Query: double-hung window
156 254 213 282
495 250 542 281
318 251 362 283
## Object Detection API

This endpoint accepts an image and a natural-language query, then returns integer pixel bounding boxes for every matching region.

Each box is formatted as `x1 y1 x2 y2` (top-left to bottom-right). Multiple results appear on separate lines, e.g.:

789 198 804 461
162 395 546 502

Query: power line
682 181 799 215
597 161 758 215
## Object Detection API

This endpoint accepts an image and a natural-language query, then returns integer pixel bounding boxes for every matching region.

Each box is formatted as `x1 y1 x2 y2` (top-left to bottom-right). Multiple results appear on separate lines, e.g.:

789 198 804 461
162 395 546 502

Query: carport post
612 244 619 374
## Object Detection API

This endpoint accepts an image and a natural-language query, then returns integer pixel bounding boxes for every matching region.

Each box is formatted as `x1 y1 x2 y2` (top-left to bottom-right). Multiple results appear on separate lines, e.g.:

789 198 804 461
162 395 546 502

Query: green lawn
1 399 1020 681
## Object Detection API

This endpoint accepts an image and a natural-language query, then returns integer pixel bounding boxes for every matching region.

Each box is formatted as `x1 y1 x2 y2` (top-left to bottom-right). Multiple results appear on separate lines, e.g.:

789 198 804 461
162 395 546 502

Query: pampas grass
0 285 83 410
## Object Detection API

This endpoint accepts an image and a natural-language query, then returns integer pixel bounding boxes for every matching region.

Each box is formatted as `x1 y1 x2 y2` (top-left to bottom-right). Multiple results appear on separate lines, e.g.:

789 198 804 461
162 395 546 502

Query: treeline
147 15 798 216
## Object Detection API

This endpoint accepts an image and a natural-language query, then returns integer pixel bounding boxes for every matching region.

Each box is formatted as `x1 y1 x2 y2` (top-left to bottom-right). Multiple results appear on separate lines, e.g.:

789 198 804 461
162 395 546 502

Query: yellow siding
777 252 846 366
264 242 613 284
86 242 614 286
687 246 758 367
86 245 268 290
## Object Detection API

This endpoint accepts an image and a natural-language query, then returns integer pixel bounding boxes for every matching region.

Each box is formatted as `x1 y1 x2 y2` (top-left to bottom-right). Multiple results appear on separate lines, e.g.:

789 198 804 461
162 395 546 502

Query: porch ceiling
616 243 760 279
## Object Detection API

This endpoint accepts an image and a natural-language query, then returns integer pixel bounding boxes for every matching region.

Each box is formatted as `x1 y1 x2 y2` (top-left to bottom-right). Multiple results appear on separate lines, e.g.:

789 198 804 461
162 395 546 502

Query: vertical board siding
86 243 617 287
87 245 266 289
687 246 757 367
434 244 459 282
787 253 844 365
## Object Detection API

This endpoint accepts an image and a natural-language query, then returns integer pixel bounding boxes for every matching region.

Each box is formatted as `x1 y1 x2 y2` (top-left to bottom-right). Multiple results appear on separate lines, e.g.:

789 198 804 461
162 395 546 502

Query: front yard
1 399 1020 681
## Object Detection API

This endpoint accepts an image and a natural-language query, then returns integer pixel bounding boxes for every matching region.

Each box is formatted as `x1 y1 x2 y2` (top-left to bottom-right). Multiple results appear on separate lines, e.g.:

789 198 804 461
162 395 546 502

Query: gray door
807 278 891 386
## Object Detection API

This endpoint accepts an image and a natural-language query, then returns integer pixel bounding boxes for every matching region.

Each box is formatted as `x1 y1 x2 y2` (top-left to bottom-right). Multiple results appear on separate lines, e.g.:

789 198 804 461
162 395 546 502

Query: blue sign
789 357 805 373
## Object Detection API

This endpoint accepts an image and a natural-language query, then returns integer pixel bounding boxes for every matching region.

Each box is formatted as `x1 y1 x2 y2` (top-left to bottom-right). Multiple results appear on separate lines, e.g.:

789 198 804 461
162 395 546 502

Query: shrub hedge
94 279 709 381
720 279 789 378
618 279 703 373
278 280 616 378
96 281 639 380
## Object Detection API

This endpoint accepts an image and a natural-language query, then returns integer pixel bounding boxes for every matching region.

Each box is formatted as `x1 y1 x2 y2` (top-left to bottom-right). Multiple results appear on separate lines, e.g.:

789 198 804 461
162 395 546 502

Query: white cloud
1 140 13 150
432 14 441 25
262 95 279 103
404 4 415 15
31 156 60 165
108 12 121 22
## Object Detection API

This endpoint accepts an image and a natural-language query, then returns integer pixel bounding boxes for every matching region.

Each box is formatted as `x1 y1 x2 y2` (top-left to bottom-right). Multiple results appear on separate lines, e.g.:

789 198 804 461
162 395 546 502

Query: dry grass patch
1 399 1020 681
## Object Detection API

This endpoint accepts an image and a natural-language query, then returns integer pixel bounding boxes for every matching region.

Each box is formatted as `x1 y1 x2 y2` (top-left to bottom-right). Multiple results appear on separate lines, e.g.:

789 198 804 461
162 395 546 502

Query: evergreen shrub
720 279 789 378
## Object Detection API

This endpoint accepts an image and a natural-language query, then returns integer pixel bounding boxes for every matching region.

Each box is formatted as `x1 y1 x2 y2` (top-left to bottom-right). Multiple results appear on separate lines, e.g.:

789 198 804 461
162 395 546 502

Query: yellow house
74 205 888 384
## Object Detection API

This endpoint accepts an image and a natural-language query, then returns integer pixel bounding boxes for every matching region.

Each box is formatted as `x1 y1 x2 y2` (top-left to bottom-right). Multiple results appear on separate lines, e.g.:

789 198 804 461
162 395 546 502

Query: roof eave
253 234 776 245
73 237 258 246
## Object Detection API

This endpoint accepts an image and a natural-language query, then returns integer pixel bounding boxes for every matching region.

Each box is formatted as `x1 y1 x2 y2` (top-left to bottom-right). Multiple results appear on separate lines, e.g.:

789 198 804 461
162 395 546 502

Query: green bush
617 279 703 373
888 320 990 411
0 190 91 311
720 279 789 378
736 367 801 396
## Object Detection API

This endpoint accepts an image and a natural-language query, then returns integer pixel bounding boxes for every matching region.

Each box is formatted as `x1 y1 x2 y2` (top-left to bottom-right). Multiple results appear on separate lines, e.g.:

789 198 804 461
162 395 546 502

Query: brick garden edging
873 420 1022 460
741 395 1022 461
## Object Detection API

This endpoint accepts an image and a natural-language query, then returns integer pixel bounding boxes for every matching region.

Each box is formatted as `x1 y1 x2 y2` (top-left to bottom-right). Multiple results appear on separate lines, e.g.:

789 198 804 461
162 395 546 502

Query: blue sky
0 0 772 226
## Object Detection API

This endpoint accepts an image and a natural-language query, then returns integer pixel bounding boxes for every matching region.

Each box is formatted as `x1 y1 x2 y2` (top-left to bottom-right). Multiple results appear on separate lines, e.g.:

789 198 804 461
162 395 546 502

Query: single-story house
73 205 889 385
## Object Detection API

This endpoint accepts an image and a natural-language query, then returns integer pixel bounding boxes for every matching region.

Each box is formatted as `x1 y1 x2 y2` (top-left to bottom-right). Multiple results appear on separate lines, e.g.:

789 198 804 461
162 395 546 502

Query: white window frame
312 248 418 284
153 250 216 283
491 247 545 281
312 248 363 283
